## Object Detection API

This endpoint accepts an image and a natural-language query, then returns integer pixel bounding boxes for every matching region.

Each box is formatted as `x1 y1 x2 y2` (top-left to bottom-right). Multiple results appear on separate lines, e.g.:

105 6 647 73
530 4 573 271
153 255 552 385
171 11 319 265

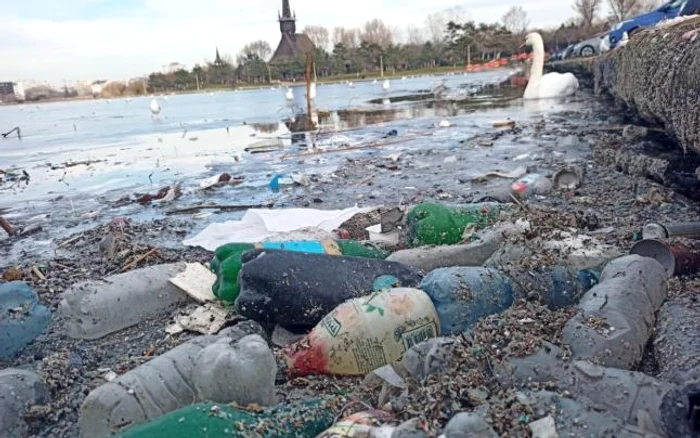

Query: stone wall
594 18 700 154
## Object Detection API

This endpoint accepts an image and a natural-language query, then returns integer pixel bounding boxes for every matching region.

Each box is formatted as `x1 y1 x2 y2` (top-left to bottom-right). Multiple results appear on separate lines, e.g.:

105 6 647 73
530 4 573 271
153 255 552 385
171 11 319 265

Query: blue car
603 0 689 49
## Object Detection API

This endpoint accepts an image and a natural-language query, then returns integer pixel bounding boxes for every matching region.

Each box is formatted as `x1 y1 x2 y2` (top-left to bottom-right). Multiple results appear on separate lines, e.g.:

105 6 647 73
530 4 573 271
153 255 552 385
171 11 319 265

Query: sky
0 0 586 83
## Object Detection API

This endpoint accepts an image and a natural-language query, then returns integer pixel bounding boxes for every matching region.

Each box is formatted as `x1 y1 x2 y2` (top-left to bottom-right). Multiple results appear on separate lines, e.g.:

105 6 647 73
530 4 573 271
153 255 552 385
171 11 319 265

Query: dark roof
270 33 315 64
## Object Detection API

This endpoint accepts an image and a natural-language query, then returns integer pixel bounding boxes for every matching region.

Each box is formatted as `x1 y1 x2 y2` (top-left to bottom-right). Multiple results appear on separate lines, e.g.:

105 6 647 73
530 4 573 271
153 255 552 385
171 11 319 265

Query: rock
528 415 558 438
193 334 276 406
0 282 52 359
0 369 50 438
441 412 498 438
59 263 190 340
79 322 265 437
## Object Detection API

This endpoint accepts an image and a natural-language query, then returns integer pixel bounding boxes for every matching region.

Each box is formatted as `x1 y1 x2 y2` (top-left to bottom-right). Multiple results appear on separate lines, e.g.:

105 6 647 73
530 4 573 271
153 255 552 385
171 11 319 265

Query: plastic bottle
511 174 553 199
79 322 266 438
504 265 600 309
406 202 507 247
420 267 515 335
654 296 700 384
497 343 674 435
0 282 52 359
116 398 338 438
236 250 423 329
561 255 667 369
58 263 189 340
283 288 440 376
211 240 390 302
0 369 50 438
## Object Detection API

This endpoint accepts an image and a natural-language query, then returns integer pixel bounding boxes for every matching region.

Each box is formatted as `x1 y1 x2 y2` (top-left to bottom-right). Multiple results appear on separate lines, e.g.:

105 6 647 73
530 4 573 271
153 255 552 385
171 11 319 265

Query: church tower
278 0 296 35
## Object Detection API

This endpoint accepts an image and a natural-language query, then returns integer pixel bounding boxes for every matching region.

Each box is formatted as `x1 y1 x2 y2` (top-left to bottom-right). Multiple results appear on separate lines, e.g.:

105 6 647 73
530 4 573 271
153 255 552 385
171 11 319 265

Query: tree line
133 0 663 93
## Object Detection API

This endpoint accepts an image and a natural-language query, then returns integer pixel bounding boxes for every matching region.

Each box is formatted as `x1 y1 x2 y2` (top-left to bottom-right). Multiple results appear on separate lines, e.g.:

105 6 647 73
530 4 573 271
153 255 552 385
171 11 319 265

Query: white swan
285 87 294 101
309 83 316 100
348 81 355 88
382 79 391 91
523 32 578 100
150 98 161 115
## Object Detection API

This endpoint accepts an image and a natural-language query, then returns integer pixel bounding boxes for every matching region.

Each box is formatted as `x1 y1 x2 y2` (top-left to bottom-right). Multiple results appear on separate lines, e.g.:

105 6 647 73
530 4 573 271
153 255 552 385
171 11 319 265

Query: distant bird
382 79 391 91
373 79 378 84
150 98 161 115
309 83 317 100
285 87 294 101
348 81 355 88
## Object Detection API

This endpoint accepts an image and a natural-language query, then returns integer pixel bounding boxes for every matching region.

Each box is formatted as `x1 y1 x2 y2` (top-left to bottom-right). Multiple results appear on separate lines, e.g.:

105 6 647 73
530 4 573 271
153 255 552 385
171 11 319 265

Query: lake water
0 68 592 250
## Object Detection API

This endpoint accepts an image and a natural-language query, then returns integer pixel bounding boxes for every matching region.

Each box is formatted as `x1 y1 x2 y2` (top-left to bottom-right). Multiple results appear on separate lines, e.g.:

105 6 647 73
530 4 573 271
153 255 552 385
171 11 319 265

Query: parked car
571 33 606 58
603 0 687 49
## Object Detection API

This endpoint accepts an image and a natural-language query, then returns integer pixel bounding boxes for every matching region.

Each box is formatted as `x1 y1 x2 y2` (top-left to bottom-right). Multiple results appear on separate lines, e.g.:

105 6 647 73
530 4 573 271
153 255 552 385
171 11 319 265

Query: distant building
0 82 15 102
269 0 315 79
164 62 187 74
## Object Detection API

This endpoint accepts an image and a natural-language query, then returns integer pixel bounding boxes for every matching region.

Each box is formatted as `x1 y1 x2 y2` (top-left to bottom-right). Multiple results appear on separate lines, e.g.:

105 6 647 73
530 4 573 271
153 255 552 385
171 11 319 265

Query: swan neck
529 39 545 83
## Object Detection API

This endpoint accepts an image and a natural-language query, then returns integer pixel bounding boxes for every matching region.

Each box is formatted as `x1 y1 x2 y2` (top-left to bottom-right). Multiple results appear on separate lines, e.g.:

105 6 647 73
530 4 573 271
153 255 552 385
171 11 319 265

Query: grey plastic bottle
654 296 700 384
561 255 667 369
58 263 190 340
0 369 50 438
79 322 266 438
496 343 674 436
386 225 524 271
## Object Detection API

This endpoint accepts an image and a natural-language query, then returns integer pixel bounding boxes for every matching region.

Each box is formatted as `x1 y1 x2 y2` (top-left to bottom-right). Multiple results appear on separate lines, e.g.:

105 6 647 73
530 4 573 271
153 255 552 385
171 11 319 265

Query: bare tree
241 40 272 61
607 0 641 20
502 6 530 36
361 18 394 48
405 25 427 45
425 6 471 44
573 0 603 29
332 27 360 48
303 25 331 52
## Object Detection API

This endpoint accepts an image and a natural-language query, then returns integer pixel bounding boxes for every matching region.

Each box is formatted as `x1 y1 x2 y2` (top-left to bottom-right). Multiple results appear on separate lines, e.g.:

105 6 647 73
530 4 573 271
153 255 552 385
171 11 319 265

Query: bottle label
400 322 439 350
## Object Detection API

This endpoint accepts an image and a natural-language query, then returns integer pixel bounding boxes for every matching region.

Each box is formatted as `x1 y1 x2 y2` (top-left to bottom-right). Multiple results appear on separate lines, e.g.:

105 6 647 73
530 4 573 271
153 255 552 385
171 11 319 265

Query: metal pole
305 53 313 130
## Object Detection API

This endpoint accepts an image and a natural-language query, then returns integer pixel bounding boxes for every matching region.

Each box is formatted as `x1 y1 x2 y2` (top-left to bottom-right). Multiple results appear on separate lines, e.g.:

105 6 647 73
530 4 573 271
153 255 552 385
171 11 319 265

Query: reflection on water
0 69 542 227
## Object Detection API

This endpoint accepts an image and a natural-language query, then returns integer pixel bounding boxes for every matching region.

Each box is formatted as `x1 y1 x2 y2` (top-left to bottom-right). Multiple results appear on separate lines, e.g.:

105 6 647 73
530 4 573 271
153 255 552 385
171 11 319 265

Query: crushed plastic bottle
116 398 339 438
0 282 52 359
236 250 422 329
420 267 514 335
58 263 189 340
406 202 506 247
283 288 440 376
80 322 266 437
211 240 389 302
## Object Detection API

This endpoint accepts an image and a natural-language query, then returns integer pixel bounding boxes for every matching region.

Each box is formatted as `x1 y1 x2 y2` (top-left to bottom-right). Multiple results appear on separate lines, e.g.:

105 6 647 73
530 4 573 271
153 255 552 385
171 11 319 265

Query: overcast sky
0 0 589 83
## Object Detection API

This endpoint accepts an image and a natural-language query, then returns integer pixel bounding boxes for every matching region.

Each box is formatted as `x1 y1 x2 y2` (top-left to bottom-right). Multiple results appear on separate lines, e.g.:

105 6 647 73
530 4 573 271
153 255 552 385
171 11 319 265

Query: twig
509 194 530 212
58 234 83 248
165 202 274 216
32 266 46 281
121 248 158 272
0 216 14 235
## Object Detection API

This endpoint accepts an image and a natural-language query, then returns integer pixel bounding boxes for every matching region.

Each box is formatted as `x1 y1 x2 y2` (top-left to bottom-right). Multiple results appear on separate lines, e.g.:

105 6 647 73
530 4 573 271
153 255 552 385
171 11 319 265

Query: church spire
214 47 223 65
282 0 292 18
278 0 296 35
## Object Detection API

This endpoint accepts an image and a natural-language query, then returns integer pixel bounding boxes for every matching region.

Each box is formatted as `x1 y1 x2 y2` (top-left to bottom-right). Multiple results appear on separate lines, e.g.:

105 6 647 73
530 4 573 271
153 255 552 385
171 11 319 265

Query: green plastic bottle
211 240 390 302
407 203 506 247
115 399 338 438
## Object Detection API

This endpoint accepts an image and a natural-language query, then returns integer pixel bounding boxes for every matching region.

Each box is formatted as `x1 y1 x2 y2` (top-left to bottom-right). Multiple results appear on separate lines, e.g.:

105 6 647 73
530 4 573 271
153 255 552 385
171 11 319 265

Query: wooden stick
32 266 46 281
0 216 13 235
121 248 158 272
58 234 83 248
165 203 273 216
